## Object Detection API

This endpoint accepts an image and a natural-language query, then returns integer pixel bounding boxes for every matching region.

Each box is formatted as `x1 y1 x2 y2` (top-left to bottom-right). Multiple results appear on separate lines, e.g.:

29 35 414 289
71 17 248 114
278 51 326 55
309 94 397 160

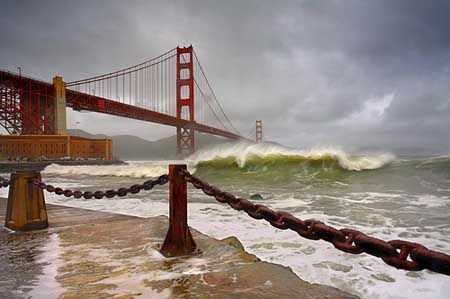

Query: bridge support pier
53 76 67 135
160 164 197 257
176 125 195 157
5 171 48 231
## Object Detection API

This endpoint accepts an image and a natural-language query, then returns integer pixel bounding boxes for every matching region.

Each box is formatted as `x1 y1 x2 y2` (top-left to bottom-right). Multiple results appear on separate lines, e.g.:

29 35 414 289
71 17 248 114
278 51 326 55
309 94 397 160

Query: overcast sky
1 0 449 153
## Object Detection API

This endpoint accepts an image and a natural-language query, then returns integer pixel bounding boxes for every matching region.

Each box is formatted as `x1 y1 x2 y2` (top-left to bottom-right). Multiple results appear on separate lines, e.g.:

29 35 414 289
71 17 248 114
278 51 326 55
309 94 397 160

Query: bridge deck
0 198 356 299
0 70 244 140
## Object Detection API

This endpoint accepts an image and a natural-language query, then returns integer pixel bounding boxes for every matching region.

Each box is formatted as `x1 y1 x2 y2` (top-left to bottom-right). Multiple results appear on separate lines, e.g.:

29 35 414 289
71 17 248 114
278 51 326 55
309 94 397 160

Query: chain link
33 174 169 200
3 168 450 275
180 169 450 275
0 177 10 188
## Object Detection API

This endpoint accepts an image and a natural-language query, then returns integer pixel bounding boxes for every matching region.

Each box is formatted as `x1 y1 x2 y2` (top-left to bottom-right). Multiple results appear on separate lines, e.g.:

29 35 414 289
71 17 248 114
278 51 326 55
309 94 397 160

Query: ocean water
1 142 449 298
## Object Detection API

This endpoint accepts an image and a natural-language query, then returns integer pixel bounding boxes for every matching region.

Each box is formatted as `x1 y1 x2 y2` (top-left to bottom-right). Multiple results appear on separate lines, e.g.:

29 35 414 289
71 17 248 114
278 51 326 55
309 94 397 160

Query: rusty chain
32 174 169 199
180 169 450 275
0 177 9 188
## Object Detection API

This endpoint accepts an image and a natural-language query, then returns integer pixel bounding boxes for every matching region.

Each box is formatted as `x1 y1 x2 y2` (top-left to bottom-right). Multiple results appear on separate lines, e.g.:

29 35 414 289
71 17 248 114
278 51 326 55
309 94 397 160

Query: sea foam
43 162 169 178
190 142 394 171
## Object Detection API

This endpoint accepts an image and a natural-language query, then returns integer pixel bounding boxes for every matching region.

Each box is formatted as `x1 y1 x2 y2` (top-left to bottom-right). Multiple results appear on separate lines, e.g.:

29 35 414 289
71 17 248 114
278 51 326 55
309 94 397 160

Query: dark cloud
0 0 448 154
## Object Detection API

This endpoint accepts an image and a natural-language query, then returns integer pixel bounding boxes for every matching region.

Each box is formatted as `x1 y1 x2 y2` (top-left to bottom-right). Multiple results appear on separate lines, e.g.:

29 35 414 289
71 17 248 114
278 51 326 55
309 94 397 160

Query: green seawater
195 155 450 200
37 152 450 299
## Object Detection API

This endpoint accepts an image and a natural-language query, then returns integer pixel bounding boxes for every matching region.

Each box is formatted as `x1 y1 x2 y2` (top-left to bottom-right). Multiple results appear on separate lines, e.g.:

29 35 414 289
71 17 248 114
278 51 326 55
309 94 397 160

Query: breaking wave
42 143 397 178
191 142 394 171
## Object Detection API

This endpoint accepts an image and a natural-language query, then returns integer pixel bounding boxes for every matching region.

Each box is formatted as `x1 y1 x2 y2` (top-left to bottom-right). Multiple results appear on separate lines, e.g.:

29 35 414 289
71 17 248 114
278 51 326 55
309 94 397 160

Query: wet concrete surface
0 198 358 298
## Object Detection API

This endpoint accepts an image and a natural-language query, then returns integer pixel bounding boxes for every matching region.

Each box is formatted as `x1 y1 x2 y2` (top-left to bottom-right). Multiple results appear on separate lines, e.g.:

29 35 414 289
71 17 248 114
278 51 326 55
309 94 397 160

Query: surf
191 142 395 171
42 162 168 178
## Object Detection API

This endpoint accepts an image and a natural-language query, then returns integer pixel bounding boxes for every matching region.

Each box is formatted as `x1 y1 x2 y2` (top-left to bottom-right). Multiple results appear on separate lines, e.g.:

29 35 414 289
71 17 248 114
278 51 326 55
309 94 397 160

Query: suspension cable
67 47 177 86
193 50 242 135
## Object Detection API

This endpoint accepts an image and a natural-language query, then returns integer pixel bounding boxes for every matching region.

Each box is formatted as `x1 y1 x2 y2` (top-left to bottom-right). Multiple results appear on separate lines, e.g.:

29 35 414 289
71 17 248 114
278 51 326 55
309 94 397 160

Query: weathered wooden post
5 171 48 231
160 164 197 257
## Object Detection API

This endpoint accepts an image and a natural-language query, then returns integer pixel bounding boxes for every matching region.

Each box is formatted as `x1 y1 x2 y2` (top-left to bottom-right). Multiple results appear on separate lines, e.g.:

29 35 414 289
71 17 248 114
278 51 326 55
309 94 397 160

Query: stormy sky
1 0 449 154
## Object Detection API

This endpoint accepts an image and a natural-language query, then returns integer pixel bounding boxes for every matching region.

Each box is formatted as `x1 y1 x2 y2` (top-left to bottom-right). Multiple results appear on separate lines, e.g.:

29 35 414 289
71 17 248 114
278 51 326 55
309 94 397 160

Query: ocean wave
43 163 168 178
191 142 394 171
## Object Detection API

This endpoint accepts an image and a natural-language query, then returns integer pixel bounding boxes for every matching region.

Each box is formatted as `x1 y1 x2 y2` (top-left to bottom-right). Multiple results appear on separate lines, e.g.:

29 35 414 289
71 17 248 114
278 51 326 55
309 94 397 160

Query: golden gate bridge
0 46 253 156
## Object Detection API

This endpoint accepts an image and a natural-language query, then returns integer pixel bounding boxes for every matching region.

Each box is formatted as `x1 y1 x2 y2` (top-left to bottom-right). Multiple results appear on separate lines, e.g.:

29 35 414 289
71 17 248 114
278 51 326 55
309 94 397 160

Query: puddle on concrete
0 230 52 298
28 233 65 298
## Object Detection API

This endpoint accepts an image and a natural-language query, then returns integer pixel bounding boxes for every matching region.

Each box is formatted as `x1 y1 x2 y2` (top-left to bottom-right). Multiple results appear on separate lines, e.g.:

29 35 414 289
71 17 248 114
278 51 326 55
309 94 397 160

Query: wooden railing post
5 171 48 231
160 164 197 257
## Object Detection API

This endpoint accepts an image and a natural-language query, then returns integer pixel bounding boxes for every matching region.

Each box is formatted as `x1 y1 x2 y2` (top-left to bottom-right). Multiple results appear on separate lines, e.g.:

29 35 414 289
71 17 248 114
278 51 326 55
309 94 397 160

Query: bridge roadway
0 71 243 140
66 89 242 139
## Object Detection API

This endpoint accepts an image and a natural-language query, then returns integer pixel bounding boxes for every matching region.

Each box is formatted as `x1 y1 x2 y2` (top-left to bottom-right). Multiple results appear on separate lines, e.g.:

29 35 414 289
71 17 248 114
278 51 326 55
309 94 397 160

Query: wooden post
5 171 48 231
160 164 197 257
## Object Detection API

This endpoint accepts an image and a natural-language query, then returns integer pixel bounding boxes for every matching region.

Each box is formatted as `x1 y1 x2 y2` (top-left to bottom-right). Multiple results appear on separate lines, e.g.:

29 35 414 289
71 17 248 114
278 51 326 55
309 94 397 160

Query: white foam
17 158 448 299
43 190 450 299
414 194 450 208
43 163 166 178
42 160 196 178
190 142 395 171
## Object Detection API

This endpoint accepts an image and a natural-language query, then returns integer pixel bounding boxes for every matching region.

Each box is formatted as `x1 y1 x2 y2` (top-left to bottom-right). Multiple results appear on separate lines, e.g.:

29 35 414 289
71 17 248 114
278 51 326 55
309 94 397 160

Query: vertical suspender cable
127 72 130 104
150 64 153 109
157 63 159 112
160 59 163 113
165 56 168 114
135 70 136 105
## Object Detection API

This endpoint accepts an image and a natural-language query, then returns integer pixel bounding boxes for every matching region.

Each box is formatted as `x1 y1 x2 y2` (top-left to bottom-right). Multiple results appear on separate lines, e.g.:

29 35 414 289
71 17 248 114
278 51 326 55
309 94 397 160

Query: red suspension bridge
0 46 249 156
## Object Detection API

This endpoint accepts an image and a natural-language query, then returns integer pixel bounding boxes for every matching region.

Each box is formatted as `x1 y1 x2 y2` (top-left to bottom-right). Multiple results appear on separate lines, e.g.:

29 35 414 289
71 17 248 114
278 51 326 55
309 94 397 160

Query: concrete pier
53 76 67 136
0 198 358 299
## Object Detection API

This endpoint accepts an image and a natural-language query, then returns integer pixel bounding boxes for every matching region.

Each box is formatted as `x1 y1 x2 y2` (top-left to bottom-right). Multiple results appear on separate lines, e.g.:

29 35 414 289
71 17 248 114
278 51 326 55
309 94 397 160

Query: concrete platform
0 198 358 299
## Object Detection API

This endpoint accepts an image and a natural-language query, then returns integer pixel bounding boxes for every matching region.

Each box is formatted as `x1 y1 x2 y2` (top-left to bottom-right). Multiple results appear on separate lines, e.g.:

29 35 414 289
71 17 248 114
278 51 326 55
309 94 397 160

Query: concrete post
160 164 197 257
5 171 48 231
53 76 67 135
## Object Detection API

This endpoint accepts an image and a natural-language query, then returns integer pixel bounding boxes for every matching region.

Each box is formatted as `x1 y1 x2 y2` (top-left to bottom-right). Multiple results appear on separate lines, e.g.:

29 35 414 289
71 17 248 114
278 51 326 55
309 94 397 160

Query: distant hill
67 129 109 139
67 129 232 160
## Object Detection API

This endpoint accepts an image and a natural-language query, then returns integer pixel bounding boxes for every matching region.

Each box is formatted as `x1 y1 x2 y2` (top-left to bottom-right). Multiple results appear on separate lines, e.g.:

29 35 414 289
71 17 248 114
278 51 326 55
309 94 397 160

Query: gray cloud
1 0 449 154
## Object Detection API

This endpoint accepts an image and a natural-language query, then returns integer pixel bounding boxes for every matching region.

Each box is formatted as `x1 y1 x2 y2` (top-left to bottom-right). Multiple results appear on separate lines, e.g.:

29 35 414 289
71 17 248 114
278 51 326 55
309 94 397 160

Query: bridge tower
176 46 195 156
256 120 262 143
